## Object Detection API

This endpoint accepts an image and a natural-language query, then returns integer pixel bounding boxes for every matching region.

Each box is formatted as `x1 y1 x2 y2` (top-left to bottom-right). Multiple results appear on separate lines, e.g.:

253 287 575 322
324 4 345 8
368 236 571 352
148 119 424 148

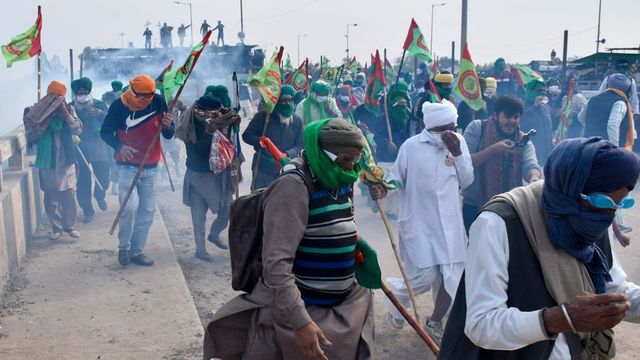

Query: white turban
422 99 458 130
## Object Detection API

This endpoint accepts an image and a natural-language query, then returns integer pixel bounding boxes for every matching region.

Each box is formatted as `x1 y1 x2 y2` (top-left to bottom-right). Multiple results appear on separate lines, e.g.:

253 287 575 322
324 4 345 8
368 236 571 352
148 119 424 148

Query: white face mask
425 130 445 148
315 94 327 102
339 95 350 102
75 94 92 104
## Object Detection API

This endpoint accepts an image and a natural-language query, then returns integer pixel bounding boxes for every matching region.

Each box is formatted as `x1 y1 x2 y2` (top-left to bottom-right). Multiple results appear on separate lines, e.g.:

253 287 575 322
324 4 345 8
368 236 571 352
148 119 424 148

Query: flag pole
160 150 176 192
37 54 42 100
375 198 421 323
382 283 440 355
394 49 407 89
109 33 210 235
75 144 105 191
232 71 242 199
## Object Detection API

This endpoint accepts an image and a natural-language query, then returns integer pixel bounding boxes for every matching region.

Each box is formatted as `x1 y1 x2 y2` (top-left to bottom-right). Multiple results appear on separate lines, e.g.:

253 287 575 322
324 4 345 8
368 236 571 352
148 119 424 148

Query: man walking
24 81 83 240
373 100 473 344
213 20 225 46
101 74 175 267
143 27 153 49
70 77 112 223
177 23 190 47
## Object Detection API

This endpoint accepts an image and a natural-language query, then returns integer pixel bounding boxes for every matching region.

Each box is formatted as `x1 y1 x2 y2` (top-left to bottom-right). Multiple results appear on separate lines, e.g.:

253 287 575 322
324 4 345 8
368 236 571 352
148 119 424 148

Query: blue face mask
580 193 635 210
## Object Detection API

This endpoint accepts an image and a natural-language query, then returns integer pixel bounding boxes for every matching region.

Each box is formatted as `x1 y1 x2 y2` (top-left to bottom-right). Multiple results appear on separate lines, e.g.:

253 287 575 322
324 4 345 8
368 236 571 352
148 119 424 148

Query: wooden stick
160 149 175 192
75 144 105 191
37 54 42 101
375 199 420 323
394 49 407 89
382 283 440 356
382 87 394 147
249 111 271 191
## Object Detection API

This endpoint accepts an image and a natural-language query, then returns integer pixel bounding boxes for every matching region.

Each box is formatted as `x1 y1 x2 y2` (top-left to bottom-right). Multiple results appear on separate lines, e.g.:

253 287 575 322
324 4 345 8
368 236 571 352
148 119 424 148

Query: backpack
228 159 314 293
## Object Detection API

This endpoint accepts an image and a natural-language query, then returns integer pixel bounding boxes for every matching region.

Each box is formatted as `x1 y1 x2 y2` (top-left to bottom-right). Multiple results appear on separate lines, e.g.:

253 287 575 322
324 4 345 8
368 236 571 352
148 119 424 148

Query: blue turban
542 137 640 293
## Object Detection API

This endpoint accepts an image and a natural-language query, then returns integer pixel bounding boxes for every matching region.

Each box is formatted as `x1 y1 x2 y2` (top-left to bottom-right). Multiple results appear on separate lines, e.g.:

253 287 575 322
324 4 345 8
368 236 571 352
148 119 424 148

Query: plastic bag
209 130 235 174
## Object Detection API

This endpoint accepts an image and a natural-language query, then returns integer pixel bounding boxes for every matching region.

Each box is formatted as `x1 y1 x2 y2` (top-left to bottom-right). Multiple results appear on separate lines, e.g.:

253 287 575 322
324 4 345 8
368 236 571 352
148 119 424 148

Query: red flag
365 50 387 107
284 58 310 91
402 18 432 62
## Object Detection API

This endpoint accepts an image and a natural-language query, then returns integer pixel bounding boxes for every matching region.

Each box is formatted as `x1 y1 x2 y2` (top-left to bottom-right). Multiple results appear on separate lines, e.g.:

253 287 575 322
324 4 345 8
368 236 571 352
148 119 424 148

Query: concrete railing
0 126 43 290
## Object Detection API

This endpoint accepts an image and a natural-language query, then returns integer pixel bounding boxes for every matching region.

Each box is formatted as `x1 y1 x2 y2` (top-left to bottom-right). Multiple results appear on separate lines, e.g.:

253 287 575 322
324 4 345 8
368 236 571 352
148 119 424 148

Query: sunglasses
580 193 635 210
131 88 155 99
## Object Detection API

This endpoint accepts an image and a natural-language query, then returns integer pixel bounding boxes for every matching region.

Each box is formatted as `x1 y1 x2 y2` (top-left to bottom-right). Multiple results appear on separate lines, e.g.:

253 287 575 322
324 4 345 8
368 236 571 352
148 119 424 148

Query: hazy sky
1 0 638 133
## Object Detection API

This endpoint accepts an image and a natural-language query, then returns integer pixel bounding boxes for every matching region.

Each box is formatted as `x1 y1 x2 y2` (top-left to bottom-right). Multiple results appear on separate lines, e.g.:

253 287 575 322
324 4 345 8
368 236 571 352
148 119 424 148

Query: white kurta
465 211 640 359
388 131 474 269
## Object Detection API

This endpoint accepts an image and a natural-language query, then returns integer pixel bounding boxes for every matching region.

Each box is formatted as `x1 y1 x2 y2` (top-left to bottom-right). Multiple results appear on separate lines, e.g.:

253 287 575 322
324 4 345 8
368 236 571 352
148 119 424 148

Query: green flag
454 44 483 111
364 50 386 108
2 6 42 68
355 238 383 289
249 46 284 113
162 30 212 103
402 18 432 63
510 64 543 87
284 53 294 71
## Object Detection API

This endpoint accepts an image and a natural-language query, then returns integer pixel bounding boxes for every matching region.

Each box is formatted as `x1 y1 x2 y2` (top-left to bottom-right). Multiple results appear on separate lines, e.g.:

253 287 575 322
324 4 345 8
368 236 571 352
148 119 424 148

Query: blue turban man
439 137 640 359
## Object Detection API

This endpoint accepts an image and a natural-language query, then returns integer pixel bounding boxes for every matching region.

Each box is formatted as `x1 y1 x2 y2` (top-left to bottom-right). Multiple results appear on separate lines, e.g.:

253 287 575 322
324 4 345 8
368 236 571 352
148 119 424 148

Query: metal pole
79 53 84 78
451 41 455 74
430 3 446 56
37 54 42 101
596 0 602 53
298 35 300 65
240 0 245 44
562 30 568 81
189 3 193 46
69 49 74 85
346 25 350 65
461 0 468 61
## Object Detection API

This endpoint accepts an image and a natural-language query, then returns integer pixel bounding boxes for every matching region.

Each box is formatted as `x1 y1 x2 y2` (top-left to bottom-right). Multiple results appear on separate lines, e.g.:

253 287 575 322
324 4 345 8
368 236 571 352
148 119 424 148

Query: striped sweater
293 185 357 307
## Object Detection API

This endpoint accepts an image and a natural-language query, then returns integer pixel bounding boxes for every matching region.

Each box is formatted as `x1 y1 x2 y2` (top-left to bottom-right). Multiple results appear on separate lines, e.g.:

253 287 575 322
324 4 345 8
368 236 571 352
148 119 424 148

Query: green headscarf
304 119 363 190
274 85 296 117
71 77 92 93
111 80 123 91
303 94 329 124
388 81 410 128
205 85 232 107
35 117 64 169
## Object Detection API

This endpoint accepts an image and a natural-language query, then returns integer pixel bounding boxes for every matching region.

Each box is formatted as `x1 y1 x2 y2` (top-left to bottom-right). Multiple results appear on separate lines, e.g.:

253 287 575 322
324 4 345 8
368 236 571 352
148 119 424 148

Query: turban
606 73 632 93
318 118 366 154
392 80 409 93
111 80 123 91
433 73 454 84
542 137 640 293
311 80 331 95
495 57 505 66
129 74 156 93
71 77 92 93
584 145 640 193
196 95 222 110
343 79 354 86
422 99 457 129
205 85 231 107
525 78 546 101
280 84 297 99
47 81 67 97
485 77 497 90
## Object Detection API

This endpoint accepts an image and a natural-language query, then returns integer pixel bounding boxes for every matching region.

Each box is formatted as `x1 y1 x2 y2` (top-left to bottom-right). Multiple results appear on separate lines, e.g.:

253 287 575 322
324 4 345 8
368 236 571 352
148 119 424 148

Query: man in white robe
372 99 473 343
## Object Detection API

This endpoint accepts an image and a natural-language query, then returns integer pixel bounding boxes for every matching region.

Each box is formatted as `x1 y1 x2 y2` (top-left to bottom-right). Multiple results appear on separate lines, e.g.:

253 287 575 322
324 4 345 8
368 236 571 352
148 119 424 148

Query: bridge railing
0 125 43 290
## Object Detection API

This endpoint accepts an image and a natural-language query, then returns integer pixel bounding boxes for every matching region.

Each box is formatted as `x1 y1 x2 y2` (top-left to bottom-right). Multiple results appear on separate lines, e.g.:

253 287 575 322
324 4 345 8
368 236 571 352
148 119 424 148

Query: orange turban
129 74 156 93
47 81 67 96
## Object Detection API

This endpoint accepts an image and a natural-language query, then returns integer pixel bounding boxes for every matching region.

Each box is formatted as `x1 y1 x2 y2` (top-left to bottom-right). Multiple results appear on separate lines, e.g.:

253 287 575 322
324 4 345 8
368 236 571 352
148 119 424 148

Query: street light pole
174 1 193 46
430 3 446 54
346 23 358 65
297 34 307 65
240 0 245 44
596 0 603 53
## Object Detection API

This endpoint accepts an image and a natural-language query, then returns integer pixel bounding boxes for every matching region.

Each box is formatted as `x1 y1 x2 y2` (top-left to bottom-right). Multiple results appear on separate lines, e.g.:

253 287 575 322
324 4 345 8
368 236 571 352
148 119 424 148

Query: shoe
388 313 405 329
50 232 62 240
67 229 81 238
619 224 632 233
195 250 214 262
83 214 94 223
118 250 130 266
207 233 229 250
425 317 444 345
97 199 108 211
130 254 154 266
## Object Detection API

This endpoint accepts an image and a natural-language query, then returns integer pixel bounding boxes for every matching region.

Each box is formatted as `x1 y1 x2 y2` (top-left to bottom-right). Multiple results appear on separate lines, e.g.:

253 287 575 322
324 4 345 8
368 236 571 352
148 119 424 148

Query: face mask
339 95 350 103
425 130 445 148
274 102 294 118
315 94 327 102
75 94 92 104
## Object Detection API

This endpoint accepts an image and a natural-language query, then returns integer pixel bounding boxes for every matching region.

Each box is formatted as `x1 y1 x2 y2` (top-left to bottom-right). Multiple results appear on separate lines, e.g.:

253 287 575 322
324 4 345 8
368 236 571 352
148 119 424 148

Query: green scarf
35 117 64 169
303 96 329 125
304 119 361 190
